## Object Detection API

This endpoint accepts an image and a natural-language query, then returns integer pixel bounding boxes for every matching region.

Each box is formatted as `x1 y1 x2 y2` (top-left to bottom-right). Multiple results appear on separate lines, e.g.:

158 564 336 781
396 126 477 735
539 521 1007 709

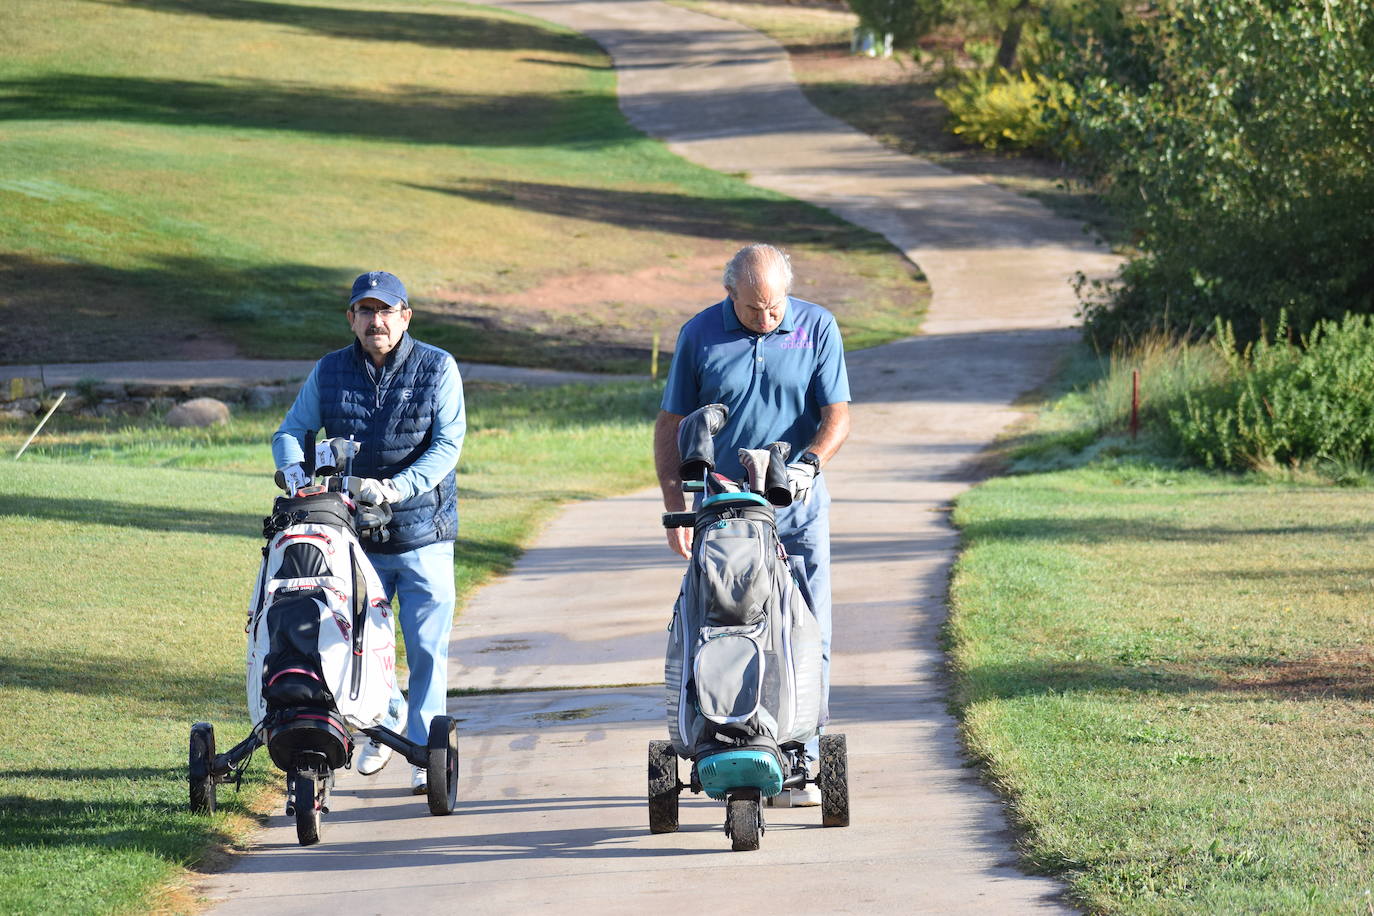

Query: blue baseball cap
349 270 408 309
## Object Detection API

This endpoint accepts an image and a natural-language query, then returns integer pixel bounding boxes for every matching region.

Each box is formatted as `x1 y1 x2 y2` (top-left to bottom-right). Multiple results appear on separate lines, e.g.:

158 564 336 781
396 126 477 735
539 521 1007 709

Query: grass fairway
950 466 1374 913
0 380 659 915
2 0 927 369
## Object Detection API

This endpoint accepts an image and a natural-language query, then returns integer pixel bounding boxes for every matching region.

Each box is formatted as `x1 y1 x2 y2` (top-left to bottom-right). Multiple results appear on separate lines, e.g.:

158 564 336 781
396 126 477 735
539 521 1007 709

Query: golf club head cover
274 463 309 494
677 403 729 480
355 500 394 542
738 448 770 495
313 440 340 476
314 437 362 476
764 441 793 507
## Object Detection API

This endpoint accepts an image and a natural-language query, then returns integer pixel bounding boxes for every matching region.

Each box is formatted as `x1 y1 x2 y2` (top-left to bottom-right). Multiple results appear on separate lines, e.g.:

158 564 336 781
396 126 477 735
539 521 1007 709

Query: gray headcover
738 443 793 506
738 448 770 494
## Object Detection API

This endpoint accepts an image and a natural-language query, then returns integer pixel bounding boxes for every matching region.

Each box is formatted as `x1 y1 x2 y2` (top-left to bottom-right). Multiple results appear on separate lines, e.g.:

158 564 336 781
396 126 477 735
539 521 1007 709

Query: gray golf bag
663 404 824 798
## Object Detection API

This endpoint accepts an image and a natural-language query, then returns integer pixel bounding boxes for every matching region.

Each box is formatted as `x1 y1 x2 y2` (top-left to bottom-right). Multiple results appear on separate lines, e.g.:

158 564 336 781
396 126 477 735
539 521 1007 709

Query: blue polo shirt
661 296 850 483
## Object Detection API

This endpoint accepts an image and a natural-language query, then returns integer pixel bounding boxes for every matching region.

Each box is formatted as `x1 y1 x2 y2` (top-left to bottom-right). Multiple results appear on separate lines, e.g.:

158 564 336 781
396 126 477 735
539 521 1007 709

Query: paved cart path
200 1 1118 912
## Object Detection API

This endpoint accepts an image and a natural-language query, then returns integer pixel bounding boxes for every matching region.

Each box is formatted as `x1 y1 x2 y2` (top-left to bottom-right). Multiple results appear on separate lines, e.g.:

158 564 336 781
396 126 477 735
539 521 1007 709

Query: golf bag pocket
261 588 336 710
694 627 764 727
696 519 771 626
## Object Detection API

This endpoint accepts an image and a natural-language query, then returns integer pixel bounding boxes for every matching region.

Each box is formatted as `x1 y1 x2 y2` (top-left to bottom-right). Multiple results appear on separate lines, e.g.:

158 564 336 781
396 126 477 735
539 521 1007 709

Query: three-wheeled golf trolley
648 404 850 851
188 437 459 846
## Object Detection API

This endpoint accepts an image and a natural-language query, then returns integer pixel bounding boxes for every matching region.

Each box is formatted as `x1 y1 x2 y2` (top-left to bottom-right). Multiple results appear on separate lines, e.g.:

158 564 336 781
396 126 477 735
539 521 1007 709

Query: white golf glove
278 463 309 495
786 460 818 504
314 437 361 473
357 477 402 506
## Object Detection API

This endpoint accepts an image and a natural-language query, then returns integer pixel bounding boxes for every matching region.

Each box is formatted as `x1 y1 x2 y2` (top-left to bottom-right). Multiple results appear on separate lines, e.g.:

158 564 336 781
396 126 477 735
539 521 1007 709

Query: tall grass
1010 314 1374 478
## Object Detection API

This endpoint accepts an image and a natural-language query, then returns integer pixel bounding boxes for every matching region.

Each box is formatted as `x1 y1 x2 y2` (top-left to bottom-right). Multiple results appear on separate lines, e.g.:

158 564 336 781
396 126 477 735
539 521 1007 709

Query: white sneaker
411 766 427 795
790 783 821 807
356 740 393 776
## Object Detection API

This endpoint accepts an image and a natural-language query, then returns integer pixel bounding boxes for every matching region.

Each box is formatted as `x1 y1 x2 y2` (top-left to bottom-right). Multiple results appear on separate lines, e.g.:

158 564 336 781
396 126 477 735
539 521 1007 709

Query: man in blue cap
272 270 466 794
655 243 851 806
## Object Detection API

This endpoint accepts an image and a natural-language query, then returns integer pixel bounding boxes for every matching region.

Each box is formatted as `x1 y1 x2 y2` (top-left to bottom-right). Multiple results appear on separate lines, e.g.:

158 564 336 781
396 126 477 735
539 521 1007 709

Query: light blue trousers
776 476 832 762
368 540 456 747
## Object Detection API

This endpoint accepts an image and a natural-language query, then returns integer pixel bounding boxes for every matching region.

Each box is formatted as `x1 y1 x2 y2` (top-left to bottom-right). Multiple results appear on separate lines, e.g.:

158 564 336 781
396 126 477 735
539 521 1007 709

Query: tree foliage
1053 0 1374 345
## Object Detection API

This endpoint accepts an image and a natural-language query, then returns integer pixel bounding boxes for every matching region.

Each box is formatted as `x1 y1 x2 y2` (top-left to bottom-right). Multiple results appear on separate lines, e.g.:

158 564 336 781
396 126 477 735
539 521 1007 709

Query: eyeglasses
352 304 408 320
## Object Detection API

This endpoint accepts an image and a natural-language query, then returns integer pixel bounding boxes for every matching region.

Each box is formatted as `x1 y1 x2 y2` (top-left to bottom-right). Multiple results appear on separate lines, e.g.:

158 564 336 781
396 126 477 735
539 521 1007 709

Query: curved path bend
201 3 1119 913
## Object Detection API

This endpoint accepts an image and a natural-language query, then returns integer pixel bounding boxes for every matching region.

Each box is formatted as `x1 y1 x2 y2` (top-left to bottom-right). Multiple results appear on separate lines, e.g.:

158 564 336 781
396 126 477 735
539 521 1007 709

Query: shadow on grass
0 795 234 857
2 651 244 718
422 313 651 375
0 74 628 150
409 179 892 250
0 253 349 363
968 652 1374 704
958 514 1373 546
103 0 590 54
0 493 261 537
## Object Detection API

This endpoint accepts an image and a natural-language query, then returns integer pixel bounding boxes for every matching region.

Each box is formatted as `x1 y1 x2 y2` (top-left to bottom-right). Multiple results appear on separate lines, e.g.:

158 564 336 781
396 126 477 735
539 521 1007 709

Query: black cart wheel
189 722 217 815
819 733 850 827
294 772 323 846
427 715 459 816
726 793 762 852
647 740 680 834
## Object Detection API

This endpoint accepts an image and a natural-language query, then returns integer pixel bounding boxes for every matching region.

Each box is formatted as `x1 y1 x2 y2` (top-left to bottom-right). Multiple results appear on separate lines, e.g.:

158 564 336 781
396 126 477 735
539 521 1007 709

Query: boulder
166 397 231 428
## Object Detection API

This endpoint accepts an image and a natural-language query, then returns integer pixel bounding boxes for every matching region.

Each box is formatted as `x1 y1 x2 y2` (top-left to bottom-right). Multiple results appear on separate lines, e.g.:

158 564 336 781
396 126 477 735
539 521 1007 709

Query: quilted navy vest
316 334 457 554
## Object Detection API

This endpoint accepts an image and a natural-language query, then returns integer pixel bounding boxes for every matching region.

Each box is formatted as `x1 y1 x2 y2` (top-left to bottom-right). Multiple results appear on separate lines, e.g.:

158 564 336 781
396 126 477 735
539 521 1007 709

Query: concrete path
199 1 1119 912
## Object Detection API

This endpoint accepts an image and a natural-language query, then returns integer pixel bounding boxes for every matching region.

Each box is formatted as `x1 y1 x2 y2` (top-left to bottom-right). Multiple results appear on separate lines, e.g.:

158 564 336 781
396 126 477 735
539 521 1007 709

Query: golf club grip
662 512 696 529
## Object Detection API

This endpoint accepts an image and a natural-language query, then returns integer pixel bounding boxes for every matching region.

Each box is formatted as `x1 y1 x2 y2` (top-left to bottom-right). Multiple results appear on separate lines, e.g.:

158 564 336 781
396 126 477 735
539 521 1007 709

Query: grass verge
0 379 659 915
949 348 1374 912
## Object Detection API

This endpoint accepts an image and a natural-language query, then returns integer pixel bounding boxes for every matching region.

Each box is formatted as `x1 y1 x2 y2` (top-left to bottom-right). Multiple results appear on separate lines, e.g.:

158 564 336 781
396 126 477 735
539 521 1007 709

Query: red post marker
1130 369 1140 440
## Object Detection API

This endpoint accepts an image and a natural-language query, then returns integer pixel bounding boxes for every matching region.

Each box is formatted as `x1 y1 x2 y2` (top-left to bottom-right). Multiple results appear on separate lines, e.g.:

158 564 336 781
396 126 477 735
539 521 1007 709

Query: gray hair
723 244 793 293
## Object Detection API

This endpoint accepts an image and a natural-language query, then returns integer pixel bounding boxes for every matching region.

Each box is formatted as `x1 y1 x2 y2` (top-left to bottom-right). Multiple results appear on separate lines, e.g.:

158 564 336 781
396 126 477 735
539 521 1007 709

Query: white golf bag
246 489 396 769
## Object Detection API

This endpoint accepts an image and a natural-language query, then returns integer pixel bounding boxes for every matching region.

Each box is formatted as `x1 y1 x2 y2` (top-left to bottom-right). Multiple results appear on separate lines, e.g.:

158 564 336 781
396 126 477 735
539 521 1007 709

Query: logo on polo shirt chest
779 326 814 349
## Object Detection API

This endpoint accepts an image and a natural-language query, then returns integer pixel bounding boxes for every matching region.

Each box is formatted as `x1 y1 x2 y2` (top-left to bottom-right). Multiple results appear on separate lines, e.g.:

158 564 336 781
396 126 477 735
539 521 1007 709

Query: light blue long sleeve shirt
271 354 465 502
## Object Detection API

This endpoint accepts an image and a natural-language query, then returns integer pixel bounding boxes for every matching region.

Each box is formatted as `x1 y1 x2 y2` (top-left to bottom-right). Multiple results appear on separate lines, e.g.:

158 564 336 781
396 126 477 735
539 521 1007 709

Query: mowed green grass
1 0 924 368
949 467 1374 913
0 380 659 915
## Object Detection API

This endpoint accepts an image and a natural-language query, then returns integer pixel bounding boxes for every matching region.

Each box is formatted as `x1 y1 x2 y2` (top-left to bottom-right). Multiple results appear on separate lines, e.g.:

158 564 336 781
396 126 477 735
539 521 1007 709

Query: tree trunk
995 0 1033 71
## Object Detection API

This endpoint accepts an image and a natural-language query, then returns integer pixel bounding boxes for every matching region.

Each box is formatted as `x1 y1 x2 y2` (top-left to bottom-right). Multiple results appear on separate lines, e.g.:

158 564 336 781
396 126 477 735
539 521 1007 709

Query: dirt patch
421 241 927 373
480 252 724 318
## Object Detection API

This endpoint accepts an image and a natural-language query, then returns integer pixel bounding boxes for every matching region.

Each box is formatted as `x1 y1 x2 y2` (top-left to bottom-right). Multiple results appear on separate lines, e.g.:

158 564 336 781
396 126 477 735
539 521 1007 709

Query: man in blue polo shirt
655 243 851 806
272 270 465 795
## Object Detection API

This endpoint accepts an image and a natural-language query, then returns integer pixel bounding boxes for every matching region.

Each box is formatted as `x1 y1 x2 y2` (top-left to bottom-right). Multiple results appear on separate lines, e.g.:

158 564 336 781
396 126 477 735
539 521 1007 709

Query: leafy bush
1169 314 1374 470
936 67 1076 151
1051 0 1374 346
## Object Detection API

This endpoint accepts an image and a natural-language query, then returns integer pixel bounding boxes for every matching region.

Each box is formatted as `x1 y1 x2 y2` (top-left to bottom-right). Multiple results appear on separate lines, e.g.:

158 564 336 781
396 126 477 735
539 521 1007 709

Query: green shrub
1169 314 1374 470
935 67 1076 151
1053 0 1374 345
